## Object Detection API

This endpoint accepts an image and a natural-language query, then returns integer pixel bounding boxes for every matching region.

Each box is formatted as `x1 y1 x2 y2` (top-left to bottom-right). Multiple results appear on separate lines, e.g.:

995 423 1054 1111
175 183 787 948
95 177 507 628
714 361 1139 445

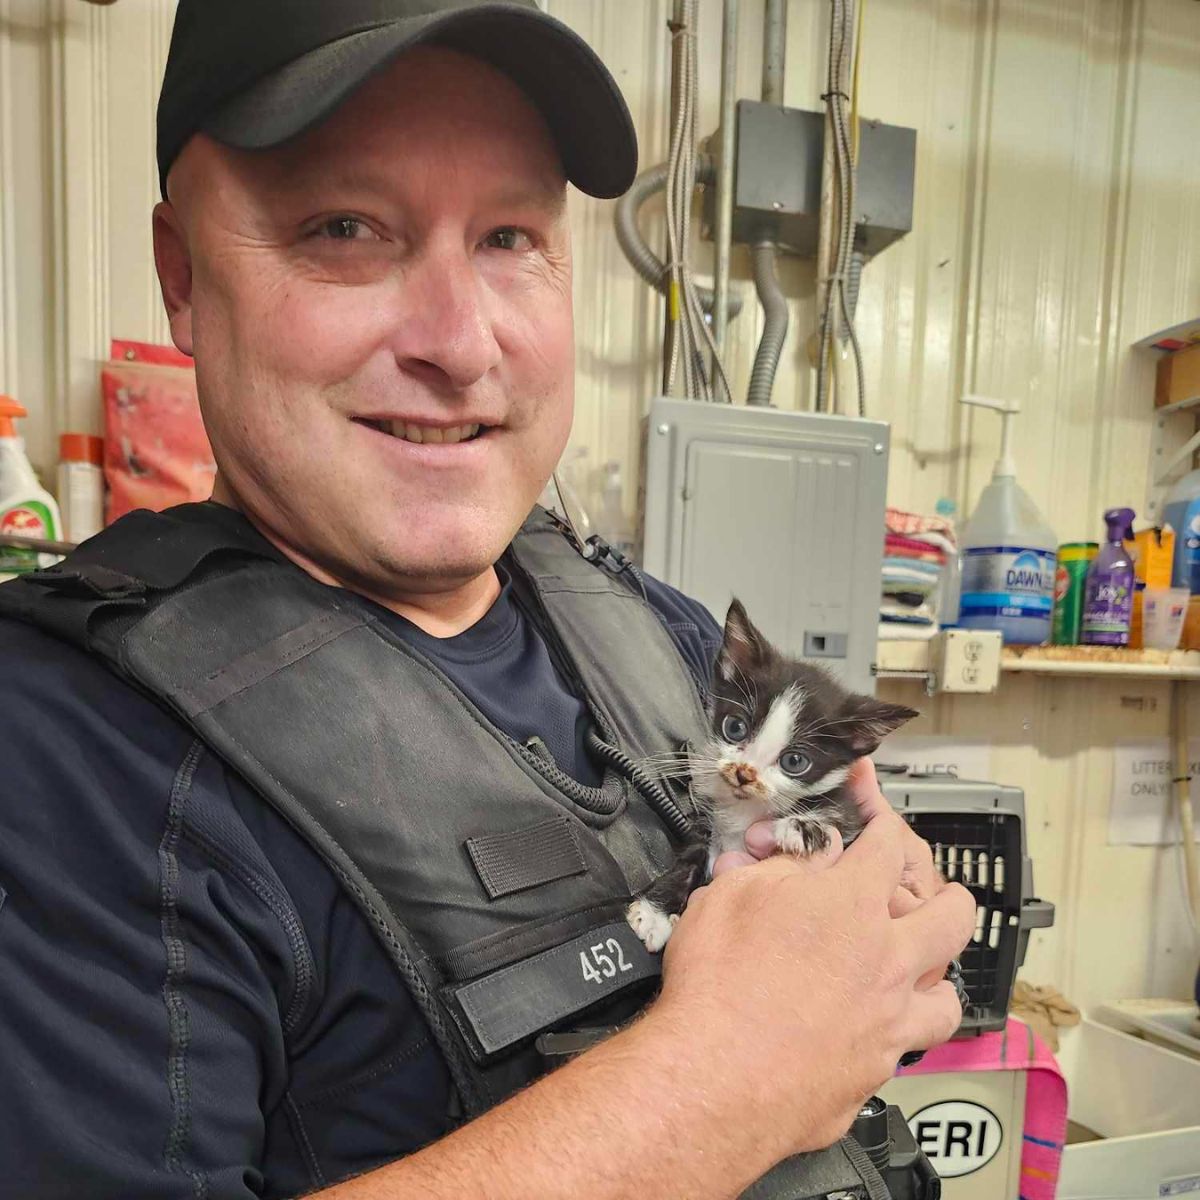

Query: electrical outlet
933 629 1002 693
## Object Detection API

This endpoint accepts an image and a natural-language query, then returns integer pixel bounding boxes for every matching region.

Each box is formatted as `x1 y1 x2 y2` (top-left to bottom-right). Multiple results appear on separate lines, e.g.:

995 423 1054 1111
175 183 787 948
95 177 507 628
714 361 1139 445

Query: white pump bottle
955 394 1057 645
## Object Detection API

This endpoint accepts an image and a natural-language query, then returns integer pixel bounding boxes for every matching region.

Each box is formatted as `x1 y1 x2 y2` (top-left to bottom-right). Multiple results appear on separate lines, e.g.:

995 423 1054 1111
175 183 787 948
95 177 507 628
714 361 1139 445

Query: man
0 2 974 1197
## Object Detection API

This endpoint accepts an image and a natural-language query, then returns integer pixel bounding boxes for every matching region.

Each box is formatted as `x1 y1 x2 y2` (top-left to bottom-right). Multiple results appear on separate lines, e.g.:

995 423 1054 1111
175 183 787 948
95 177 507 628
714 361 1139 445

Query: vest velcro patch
448 920 661 1058
466 816 587 900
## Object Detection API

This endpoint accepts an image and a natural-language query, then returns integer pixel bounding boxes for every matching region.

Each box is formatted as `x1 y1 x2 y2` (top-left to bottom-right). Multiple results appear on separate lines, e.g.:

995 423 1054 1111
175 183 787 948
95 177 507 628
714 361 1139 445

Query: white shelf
1003 645 1200 680
876 639 1200 685
1157 393 1200 418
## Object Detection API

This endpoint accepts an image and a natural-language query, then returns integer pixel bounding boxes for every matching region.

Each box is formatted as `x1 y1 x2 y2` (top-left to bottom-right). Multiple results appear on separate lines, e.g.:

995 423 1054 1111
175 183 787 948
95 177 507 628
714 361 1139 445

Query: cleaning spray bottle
1081 507 1136 646
0 396 63 575
956 394 1058 645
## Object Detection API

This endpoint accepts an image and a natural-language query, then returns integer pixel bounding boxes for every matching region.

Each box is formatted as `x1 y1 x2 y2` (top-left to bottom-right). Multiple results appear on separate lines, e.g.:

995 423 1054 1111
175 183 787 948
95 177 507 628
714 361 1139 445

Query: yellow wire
850 0 865 164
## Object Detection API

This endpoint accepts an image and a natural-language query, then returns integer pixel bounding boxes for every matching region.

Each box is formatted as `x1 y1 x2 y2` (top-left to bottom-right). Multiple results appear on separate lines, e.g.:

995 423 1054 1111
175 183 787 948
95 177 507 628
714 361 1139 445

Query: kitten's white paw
626 899 678 953
774 816 833 858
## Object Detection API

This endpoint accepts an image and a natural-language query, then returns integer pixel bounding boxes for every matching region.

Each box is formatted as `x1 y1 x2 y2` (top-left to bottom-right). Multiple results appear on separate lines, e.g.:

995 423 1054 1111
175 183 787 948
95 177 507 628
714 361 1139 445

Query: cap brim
201 5 637 199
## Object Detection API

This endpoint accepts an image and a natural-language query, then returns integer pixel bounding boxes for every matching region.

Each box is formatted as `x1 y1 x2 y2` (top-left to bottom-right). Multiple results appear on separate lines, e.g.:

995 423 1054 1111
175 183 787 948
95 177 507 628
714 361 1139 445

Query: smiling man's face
154 47 574 601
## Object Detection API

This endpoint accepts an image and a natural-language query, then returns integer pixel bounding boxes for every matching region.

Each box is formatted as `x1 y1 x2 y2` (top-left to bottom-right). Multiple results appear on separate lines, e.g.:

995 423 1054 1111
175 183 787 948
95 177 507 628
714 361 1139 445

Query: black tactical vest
0 502 711 1116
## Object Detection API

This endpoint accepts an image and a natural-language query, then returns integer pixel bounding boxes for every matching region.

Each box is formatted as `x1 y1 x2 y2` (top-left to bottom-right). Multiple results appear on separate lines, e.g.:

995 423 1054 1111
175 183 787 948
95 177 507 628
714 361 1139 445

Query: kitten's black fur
627 598 918 951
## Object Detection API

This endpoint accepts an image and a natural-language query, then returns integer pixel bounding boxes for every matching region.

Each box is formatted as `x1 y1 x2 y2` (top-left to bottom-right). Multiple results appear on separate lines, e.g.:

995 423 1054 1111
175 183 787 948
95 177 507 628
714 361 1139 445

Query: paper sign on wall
875 736 993 782
1109 741 1200 846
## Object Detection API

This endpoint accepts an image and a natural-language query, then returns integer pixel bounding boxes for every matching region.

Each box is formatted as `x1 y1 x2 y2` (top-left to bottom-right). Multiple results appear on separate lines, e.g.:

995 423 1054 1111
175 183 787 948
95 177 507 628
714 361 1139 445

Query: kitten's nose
735 764 758 786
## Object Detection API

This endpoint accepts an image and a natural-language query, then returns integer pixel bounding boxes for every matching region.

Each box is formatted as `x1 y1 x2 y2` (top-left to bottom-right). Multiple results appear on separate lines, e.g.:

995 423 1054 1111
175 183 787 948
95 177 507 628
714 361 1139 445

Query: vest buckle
581 535 633 576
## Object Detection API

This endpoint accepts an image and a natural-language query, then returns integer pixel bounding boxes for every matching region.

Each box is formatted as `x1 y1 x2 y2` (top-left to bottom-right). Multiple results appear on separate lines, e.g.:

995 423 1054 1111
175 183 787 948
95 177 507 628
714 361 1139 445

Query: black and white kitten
627 598 918 952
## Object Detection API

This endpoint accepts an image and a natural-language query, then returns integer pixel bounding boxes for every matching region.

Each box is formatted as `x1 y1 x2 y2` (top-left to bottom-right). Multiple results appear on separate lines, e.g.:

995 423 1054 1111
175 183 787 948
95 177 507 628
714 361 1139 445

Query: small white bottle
57 432 105 544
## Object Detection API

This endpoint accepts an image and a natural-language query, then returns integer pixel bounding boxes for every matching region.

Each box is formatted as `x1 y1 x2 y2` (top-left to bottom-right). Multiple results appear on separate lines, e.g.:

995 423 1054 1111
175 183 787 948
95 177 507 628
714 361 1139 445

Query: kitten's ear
842 698 919 757
715 598 772 682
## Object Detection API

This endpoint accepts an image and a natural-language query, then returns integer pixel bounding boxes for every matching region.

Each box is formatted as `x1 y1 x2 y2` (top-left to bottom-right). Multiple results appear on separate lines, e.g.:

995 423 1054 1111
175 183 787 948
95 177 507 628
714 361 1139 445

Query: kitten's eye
778 750 812 777
721 714 749 743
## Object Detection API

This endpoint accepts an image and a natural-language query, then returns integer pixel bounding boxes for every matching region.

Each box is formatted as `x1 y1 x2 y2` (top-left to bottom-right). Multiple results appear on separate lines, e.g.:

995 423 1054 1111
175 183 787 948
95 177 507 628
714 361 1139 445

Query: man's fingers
742 821 776 860
895 882 976 978
711 850 757 877
888 886 921 918
847 758 944 900
838 807 908 899
901 979 966 1051
846 757 890 822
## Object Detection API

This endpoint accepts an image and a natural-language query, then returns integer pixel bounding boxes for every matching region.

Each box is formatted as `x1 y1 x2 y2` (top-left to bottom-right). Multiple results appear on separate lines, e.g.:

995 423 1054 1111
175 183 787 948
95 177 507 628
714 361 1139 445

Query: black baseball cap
157 0 638 201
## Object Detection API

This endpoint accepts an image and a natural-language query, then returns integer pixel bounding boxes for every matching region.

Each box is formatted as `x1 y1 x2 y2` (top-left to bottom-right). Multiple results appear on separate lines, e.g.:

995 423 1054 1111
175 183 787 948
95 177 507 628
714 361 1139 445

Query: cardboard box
1155 342 1200 407
1182 595 1200 651
1133 526 1175 588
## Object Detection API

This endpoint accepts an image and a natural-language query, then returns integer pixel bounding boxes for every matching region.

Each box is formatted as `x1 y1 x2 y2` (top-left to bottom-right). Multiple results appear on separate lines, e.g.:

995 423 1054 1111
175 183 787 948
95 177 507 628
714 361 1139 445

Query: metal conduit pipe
761 0 787 105
747 241 788 407
711 0 739 358
747 0 788 407
613 157 742 319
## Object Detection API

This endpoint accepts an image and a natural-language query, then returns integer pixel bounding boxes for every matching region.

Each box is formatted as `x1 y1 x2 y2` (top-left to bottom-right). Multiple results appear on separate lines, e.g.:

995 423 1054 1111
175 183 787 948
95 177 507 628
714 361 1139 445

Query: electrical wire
661 0 732 404
850 0 865 164
816 0 866 418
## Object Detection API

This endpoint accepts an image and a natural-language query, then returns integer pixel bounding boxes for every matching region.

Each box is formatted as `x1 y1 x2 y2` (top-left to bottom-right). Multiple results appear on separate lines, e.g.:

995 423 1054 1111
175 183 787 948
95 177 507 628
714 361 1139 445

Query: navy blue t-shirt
0 553 720 1198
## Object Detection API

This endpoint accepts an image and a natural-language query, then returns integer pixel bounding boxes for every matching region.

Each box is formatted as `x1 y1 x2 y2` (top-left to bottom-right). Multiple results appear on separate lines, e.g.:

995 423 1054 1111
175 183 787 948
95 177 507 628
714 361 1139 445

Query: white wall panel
2 0 1199 1014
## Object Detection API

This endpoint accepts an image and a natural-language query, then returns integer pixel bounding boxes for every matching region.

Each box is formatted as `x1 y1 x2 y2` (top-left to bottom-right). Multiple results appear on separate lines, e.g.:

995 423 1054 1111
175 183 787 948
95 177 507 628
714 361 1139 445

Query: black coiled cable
584 729 693 842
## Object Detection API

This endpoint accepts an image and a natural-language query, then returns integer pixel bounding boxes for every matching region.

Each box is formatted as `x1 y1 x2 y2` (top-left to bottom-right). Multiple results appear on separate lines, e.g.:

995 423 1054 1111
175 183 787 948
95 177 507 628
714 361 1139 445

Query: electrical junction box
641 397 889 694
702 100 916 259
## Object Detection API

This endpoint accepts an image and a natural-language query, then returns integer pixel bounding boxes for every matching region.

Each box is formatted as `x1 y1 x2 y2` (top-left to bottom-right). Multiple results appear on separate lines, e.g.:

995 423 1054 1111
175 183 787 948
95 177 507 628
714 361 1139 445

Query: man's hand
713 758 947 913
324 760 972 1200
655 757 973 1156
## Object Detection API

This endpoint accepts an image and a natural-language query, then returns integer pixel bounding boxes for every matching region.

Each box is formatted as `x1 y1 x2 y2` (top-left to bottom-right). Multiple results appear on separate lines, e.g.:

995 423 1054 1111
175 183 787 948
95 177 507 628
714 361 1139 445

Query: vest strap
466 816 587 900
446 919 660 1059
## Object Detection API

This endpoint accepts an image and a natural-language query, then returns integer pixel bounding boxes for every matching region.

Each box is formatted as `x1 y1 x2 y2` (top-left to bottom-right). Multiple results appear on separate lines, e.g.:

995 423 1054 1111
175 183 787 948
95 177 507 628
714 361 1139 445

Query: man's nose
735 764 757 786
393 246 502 390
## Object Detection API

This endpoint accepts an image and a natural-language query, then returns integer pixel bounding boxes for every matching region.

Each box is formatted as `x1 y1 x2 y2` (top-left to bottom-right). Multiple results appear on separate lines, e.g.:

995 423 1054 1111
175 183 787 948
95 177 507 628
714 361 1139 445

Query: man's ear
152 201 194 356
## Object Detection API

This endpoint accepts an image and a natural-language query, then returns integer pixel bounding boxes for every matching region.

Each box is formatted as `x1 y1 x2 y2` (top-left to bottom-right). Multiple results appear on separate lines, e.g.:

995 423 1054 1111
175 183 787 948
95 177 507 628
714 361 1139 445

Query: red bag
101 339 216 524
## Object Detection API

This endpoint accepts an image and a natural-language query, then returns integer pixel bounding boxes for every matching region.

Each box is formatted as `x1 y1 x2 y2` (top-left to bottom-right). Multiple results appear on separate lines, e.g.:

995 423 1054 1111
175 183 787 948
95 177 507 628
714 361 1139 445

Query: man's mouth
355 418 489 446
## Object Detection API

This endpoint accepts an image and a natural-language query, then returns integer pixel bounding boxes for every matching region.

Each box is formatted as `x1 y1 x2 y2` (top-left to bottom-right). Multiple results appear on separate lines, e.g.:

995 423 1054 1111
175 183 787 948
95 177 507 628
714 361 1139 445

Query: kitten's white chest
706 798 772 875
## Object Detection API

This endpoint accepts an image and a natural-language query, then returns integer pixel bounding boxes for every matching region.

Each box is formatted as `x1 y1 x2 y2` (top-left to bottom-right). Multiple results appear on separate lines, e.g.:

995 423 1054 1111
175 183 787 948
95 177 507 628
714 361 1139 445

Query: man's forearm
316 1007 795 1200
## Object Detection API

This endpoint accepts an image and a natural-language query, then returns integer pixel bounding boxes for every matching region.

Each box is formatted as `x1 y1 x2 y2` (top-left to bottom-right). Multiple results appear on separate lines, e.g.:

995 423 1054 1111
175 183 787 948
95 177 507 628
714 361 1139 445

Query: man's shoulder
0 613 180 741
637 573 722 697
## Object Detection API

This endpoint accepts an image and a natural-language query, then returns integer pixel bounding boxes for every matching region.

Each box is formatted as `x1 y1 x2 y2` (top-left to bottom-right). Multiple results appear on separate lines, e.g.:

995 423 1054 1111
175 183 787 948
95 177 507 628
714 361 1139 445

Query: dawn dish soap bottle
0 396 63 575
1162 468 1200 592
1081 507 1136 646
956 394 1058 645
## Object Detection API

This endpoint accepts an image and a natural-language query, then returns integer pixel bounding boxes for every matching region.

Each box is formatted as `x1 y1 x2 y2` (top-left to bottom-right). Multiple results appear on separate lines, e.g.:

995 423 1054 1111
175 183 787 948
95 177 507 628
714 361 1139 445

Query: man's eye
721 714 749 743
314 217 377 241
483 227 532 251
778 751 812 778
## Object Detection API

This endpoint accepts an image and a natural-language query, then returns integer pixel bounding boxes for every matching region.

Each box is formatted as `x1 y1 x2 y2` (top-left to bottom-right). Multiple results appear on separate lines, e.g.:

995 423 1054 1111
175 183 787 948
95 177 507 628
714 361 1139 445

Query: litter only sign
908 1101 1003 1177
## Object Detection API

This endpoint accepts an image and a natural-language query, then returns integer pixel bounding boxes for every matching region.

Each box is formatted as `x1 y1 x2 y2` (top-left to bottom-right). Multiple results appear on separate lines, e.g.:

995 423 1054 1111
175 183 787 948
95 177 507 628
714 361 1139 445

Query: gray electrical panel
703 100 916 259
641 398 889 694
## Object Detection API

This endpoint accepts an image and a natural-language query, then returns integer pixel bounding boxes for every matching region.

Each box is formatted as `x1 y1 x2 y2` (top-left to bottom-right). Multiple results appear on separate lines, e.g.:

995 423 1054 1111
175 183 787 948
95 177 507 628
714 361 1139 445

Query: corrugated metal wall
1 0 1199 1010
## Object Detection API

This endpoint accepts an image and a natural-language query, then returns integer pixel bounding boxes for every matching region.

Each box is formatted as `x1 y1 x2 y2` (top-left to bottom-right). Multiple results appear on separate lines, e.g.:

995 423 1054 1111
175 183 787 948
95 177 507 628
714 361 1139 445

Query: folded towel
906 530 957 558
883 590 933 608
882 556 941 577
883 576 937 595
877 620 938 641
886 507 956 543
885 533 946 564
880 606 936 624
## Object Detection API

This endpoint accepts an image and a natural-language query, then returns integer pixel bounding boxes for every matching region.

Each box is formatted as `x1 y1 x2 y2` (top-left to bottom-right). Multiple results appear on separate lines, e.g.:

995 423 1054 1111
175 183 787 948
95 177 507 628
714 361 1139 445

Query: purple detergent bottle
1081 507 1136 646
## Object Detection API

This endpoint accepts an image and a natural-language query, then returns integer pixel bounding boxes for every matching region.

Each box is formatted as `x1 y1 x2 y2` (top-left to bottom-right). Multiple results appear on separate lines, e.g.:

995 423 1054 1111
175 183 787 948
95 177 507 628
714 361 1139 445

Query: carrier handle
1020 897 1055 930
